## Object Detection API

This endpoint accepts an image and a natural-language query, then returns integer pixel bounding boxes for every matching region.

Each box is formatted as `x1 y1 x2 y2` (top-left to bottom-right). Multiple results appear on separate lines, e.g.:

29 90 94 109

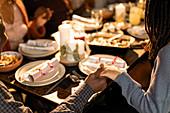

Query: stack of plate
18 39 59 58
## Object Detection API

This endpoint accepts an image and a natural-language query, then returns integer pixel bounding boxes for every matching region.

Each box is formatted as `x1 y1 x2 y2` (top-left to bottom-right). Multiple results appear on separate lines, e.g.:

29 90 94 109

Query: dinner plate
79 54 127 75
127 25 149 39
15 60 65 86
18 39 59 58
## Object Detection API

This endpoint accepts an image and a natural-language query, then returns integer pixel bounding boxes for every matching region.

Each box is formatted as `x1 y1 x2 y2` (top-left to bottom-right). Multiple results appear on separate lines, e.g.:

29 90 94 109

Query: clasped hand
35 8 53 29
85 64 122 93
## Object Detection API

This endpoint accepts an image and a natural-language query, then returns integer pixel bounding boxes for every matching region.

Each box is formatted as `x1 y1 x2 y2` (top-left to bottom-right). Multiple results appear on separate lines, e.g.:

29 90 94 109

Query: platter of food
86 33 135 48
0 51 23 72
15 60 65 86
79 54 127 75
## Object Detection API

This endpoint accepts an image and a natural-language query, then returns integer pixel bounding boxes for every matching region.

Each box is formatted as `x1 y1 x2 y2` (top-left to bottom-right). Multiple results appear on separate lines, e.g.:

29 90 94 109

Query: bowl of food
0 51 23 72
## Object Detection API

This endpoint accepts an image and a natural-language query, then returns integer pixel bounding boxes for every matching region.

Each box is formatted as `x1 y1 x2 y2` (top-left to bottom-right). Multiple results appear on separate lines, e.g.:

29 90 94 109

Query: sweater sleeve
28 20 46 39
114 44 170 113
51 83 94 113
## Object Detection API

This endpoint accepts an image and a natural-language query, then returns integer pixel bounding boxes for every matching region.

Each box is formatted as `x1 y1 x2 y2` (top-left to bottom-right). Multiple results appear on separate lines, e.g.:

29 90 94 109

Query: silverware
72 70 85 79
69 74 81 82
45 73 70 95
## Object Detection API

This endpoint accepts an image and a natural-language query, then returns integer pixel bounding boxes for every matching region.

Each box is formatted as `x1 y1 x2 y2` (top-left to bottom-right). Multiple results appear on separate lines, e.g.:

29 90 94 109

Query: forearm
51 83 94 113
28 20 46 39
115 72 156 113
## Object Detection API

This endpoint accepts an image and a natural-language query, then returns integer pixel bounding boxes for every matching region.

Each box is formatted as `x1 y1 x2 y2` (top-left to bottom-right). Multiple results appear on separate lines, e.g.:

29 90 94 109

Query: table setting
0 0 148 105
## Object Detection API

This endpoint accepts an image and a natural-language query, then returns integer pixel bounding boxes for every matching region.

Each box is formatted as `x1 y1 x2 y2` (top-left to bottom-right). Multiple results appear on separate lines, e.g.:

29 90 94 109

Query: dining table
0 7 148 108
0 45 146 105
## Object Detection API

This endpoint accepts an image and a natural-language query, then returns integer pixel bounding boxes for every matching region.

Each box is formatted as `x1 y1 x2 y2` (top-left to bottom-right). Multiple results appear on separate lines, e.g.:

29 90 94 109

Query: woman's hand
85 64 107 93
35 8 53 29
100 67 122 80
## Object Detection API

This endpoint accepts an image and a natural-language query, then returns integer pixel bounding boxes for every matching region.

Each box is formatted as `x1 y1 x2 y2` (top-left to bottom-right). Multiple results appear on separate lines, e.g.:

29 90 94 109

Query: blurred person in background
23 0 69 39
0 0 53 51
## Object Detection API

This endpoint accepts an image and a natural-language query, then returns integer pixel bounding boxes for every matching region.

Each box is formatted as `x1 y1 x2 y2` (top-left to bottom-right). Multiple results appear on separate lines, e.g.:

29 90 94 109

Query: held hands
35 8 53 29
85 64 123 93
85 64 107 93
100 66 122 80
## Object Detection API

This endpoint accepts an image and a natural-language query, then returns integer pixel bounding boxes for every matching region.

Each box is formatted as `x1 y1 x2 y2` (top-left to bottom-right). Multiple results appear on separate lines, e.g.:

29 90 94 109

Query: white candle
66 40 77 61
77 40 85 55
115 3 126 23
58 24 71 46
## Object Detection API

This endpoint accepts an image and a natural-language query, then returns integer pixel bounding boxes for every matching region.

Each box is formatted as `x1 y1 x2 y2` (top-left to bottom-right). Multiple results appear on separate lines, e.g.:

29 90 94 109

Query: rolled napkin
84 56 126 68
20 58 59 82
19 43 56 51
72 15 99 28
27 40 57 47
72 14 96 24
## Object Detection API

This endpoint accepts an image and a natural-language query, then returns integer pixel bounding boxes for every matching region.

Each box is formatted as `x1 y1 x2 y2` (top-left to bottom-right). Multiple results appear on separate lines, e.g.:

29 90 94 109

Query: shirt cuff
74 83 94 102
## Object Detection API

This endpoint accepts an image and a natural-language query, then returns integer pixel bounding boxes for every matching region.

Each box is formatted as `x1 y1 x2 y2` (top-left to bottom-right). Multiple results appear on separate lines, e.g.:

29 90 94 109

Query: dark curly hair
145 0 170 60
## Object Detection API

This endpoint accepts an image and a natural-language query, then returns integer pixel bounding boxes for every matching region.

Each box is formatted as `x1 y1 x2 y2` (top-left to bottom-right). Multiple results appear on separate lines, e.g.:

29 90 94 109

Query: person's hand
100 66 122 80
35 8 53 29
85 64 107 93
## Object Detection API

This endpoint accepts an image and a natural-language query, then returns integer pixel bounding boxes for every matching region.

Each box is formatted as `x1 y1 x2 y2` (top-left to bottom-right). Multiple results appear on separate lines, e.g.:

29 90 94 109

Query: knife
45 73 70 94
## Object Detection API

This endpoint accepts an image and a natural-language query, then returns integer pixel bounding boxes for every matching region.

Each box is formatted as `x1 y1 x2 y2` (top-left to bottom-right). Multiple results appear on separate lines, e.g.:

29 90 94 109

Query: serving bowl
0 51 23 72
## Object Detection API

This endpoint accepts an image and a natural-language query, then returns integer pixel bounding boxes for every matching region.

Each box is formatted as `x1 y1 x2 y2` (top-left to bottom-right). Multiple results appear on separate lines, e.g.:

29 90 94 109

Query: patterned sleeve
51 83 94 113
0 81 33 113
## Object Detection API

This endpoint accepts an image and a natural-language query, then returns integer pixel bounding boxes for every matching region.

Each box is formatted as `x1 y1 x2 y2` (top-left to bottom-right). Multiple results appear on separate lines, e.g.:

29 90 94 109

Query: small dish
0 51 23 72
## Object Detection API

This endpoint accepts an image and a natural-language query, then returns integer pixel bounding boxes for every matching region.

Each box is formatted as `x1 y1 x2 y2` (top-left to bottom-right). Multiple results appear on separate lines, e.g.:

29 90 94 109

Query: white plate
18 39 59 58
15 60 65 86
79 54 127 75
85 23 103 31
127 25 149 39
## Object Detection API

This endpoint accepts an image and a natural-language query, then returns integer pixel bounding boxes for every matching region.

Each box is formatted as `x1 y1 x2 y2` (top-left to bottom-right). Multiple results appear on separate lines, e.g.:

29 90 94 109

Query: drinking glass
91 9 103 26
129 7 141 26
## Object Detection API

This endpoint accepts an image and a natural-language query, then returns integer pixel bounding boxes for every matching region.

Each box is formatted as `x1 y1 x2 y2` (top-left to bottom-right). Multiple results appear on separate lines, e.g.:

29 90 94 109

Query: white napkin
72 14 96 24
82 56 126 69
19 43 56 51
20 58 59 82
27 40 57 47
72 15 99 28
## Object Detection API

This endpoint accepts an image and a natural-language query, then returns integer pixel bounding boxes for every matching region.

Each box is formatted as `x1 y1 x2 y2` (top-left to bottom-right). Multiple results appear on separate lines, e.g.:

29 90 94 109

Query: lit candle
77 40 85 55
115 3 126 23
